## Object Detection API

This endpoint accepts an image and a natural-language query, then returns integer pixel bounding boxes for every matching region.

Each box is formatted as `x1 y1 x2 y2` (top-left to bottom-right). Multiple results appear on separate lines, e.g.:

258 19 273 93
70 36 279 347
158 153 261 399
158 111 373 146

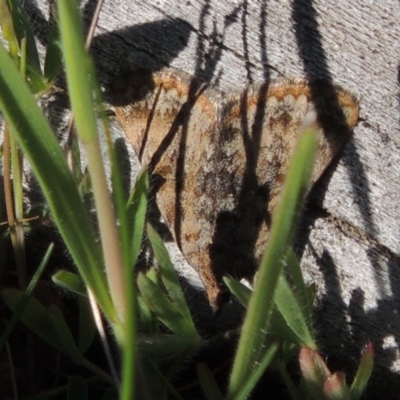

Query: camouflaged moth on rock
111 67 359 310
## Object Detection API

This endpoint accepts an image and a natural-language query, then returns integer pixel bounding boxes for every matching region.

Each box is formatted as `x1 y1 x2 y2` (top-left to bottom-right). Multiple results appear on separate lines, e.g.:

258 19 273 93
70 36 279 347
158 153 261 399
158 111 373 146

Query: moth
111 67 359 310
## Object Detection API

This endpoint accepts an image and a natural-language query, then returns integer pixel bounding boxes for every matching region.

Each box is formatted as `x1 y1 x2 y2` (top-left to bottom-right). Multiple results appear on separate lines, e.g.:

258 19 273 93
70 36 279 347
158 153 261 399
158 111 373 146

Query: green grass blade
106 121 146 400
126 170 148 267
286 249 315 308
197 363 224 400
5 0 41 72
224 276 307 348
286 249 315 320
2 288 68 354
57 0 98 145
147 224 193 321
274 274 316 349
48 304 82 363
138 272 194 338
223 276 252 306
0 243 53 353
44 18 63 81
350 342 374 400
138 334 198 358
0 0 19 60
78 297 96 353
228 126 318 397
52 270 86 297
0 42 115 320
232 342 280 400
58 0 125 323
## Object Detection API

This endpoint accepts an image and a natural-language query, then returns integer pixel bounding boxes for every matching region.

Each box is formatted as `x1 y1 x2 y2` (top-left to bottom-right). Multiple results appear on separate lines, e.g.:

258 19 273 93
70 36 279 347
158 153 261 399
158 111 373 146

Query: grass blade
232 342 280 400
0 243 53 353
127 170 148 267
58 0 125 323
5 0 40 72
228 124 318 397
274 274 316 349
350 342 374 400
0 41 115 320
147 224 193 321
197 363 224 400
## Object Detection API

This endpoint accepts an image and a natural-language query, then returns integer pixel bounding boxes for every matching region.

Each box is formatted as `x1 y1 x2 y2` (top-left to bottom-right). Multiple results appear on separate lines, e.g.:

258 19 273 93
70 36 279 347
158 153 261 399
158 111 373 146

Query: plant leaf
138 272 197 340
228 126 318 397
0 243 53 353
274 274 316 349
2 289 75 356
350 342 374 400
52 270 86 297
0 39 115 321
127 170 148 267
197 363 224 400
44 17 63 81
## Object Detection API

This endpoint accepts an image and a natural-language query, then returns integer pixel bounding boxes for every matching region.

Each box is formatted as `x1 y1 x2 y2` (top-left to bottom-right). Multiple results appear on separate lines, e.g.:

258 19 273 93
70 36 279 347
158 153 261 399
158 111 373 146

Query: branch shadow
207 0 272 308
291 1 400 395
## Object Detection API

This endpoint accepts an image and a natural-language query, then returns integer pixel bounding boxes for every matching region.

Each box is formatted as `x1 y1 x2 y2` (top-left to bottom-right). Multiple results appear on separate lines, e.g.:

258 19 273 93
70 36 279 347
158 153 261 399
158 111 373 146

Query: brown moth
111 68 359 309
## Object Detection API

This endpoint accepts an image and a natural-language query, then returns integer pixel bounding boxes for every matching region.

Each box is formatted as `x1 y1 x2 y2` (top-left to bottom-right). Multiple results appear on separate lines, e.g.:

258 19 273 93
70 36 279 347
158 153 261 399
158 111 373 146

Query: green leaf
78 297 96 354
5 0 41 72
286 249 315 331
25 61 48 93
0 41 115 321
52 270 86 296
137 333 196 358
127 170 148 267
57 0 98 145
137 292 158 335
58 0 126 327
2 0 46 94
137 272 197 339
44 18 63 81
0 243 53 353
224 276 308 346
197 363 224 400
228 127 318 397
48 304 82 362
0 0 19 60
223 276 252 307
274 274 316 349
232 342 280 400
147 224 192 321
2 289 75 356
350 342 374 400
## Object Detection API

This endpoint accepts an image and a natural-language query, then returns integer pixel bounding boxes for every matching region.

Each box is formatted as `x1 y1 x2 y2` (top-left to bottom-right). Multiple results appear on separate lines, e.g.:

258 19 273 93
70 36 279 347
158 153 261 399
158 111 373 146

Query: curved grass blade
0 42 115 321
